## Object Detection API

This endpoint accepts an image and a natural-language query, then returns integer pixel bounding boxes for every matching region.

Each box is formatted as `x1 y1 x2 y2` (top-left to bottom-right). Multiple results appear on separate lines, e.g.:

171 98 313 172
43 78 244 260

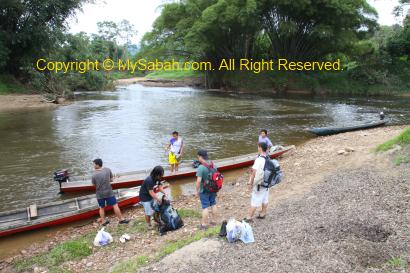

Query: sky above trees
68 0 407 43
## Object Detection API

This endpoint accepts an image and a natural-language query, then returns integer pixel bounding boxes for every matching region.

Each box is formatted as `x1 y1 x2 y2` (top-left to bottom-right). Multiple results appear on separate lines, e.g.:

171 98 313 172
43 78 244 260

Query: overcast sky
68 0 406 44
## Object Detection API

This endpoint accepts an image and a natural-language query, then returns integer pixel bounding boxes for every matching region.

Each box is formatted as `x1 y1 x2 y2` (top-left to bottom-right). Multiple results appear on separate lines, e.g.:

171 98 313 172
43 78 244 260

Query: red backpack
202 162 224 193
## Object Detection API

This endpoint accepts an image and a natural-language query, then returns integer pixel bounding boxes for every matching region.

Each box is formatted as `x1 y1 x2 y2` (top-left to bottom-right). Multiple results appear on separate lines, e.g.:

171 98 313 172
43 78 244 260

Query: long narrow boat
60 146 293 193
308 120 386 136
0 187 141 237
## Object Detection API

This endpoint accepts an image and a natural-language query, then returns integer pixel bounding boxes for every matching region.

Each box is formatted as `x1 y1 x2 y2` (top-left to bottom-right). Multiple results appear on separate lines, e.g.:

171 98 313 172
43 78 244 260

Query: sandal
243 218 253 223
102 220 110 226
256 214 266 219
119 219 130 224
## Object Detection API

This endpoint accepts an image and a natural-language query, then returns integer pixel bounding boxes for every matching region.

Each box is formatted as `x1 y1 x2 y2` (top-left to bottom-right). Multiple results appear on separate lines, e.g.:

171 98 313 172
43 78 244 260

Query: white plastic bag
240 221 255 244
226 219 242 243
93 228 113 246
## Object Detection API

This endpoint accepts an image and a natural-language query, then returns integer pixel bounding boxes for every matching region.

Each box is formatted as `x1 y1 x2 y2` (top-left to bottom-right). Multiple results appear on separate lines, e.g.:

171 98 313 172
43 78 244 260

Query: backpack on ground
202 162 224 193
154 196 183 235
261 155 283 189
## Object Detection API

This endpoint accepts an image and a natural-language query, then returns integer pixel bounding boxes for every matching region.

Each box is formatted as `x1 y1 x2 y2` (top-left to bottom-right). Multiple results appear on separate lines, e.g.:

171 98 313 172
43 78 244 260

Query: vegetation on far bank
0 75 30 94
1 0 409 99
1 0 141 97
146 69 202 80
139 0 410 94
219 70 409 95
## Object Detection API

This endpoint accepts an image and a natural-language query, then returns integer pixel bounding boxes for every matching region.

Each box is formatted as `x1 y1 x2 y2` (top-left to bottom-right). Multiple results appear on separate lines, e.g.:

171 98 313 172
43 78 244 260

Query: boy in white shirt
246 142 269 222
165 131 184 174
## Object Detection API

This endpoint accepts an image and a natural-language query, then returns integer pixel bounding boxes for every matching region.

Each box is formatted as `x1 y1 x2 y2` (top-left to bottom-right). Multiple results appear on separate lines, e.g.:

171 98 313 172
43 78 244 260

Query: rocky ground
141 125 410 273
1 125 408 273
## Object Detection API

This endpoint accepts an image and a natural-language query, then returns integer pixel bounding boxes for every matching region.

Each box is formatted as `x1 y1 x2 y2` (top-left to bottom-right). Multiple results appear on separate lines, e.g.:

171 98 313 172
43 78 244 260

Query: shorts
141 200 154 216
97 196 117 208
251 188 269 207
199 192 217 209
168 152 179 164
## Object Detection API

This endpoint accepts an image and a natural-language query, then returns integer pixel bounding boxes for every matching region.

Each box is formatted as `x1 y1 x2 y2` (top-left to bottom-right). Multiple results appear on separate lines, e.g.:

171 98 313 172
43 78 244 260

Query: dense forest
0 0 409 96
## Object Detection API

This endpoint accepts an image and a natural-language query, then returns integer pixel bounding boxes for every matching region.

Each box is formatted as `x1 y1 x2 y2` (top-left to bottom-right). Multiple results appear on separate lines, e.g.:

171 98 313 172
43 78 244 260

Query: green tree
259 0 378 60
141 0 379 88
0 0 87 75
387 16 410 60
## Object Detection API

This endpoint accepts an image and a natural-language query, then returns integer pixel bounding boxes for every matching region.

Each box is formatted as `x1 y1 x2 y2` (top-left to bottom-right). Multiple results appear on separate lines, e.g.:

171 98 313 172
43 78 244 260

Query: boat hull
60 147 292 193
308 121 386 136
0 189 140 237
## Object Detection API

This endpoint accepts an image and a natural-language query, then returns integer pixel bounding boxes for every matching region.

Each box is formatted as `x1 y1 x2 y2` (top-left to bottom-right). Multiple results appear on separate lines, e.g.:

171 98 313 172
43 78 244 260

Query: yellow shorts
168 152 179 164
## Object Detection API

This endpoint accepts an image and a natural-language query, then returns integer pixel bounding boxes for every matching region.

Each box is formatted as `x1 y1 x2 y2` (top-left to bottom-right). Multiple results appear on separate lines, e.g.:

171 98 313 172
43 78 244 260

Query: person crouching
139 166 167 229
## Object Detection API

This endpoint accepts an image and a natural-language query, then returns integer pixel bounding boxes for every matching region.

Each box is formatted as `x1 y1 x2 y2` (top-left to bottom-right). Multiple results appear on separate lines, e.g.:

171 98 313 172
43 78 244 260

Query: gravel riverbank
1 125 408 273
141 125 410 273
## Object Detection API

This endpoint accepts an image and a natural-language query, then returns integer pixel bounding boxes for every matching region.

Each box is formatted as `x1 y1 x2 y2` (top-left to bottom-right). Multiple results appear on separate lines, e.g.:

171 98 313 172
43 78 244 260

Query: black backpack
261 155 283 188
154 196 184 235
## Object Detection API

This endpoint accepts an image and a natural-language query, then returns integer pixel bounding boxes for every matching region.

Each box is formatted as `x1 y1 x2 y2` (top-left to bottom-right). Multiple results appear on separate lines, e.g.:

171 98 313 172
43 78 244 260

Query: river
0 85 409 212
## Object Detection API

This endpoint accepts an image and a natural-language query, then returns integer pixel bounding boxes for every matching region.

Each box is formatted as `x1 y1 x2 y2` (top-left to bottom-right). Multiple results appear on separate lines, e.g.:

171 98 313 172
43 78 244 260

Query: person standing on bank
246 142 270 222
258 129 273 152
91 159 129 226
139 166 167 228
165 131 184 174
196 149 217 230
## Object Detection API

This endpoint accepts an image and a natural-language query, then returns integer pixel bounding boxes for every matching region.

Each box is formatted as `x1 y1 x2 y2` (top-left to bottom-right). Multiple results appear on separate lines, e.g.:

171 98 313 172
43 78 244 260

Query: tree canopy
140 0 381 87
0 0 87 75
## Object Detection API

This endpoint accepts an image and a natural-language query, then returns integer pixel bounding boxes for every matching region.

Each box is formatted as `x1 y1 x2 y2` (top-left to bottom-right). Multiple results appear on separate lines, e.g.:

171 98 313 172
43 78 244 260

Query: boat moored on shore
59 146 294 193
0 187 142 237
308 120 386 136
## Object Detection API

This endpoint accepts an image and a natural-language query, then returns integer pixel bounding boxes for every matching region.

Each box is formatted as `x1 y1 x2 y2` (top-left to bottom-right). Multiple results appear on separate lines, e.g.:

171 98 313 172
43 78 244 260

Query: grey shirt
92 168 114 199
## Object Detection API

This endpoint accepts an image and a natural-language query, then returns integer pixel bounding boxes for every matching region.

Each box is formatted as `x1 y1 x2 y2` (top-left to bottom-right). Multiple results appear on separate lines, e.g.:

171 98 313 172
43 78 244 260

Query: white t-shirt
252 156 266 192
170 137 183 155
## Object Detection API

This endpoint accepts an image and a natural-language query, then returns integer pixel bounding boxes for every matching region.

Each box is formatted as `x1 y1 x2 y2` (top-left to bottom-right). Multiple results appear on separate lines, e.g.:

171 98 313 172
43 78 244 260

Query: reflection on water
0 84 410 212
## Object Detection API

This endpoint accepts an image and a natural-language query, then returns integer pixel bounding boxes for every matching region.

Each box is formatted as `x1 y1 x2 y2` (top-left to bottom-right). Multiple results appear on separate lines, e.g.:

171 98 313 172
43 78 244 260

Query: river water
0 85 409 212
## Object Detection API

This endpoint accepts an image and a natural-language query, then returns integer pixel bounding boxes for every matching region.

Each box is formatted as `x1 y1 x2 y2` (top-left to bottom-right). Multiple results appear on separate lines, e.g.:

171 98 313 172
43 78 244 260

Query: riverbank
115 76 203 88
0 95 59 112
1 125 408 273
115 74 410 97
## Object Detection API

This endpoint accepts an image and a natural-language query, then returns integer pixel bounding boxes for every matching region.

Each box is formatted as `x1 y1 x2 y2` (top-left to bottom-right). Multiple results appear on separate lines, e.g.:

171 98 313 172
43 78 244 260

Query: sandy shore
0 95 58 112
1 125 409 273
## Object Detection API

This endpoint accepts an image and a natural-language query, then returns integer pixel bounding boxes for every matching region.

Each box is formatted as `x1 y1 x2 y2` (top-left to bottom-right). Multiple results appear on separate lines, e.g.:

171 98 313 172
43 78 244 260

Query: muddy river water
0 85 409 213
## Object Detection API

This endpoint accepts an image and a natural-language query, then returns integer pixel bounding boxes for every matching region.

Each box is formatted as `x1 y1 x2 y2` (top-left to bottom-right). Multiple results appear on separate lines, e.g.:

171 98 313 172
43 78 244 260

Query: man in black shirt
139 166 166 228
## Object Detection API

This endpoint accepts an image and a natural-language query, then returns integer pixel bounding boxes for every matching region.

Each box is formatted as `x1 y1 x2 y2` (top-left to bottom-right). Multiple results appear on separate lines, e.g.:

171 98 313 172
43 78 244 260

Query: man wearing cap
195 149 217 230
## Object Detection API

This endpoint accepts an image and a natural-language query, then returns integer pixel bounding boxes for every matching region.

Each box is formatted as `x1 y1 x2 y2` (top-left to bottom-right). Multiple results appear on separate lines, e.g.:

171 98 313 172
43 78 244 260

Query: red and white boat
60 146 293 193
0 187 141 237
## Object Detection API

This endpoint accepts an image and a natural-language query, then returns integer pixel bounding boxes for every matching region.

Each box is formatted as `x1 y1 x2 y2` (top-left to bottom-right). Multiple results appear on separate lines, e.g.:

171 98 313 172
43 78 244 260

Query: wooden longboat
60 146 293 193
308 121 386 136
0 187 140 237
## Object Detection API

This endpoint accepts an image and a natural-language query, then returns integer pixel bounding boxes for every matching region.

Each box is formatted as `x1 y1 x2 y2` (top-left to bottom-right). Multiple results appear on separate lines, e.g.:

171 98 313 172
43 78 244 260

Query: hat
197 149 209 160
